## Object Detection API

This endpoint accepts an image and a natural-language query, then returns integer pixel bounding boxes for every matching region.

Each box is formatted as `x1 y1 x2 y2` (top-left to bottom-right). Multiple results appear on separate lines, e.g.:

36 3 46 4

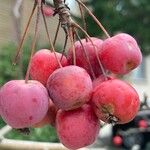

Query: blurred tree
85 0 150 55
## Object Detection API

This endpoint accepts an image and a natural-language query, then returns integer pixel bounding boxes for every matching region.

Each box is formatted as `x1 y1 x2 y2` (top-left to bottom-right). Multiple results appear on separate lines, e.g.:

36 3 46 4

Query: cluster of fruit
0 32 142 149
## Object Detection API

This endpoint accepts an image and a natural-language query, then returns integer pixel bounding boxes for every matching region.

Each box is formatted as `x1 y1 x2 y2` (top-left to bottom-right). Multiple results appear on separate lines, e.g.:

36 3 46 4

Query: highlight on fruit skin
56 104 100 150
30 49 68 86
99 33 142 75
47 65 93 111
0 80 49 129
92 79 140 124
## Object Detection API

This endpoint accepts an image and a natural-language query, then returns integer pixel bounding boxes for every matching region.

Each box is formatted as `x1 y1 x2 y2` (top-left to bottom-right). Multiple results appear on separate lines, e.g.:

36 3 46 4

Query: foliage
0 40 31 86
0 37 60 86
0 118 58 142
5 126 59 142
85 0 150 55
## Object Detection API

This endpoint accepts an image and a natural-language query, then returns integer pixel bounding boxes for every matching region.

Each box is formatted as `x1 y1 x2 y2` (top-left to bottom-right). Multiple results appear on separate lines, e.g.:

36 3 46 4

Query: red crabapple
67 37 103 78
0 80 49 129
33 99 58 127
99 33 142 74
30 49 68 86
56 104 100 150
47 65 93 110
92 79 140 124
42 5 54 17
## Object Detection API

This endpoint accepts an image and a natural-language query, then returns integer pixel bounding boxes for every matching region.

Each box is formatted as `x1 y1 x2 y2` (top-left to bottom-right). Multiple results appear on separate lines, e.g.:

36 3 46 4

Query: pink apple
56 104 100 149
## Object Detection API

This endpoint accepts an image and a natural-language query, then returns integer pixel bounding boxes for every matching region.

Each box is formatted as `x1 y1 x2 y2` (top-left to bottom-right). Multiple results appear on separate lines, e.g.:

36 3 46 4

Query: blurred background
0 0 150 150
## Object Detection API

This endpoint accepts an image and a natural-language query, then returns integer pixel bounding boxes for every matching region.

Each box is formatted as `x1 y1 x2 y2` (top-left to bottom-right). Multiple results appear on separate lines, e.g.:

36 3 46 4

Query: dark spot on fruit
126 61 135 70
29 116 33 120
73 101 82 107
32 98 37 103
102 103 114 114
68 101 84 110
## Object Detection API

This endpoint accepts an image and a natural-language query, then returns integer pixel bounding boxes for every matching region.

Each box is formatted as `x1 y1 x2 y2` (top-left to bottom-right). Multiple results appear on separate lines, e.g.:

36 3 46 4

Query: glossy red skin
99 33 142 74
92 79 140 124
68 37 103 78
33 99 58 128
30 49 68 86
56 104 100 150
47 66 93 110
0 80 49 129
42 5 54 17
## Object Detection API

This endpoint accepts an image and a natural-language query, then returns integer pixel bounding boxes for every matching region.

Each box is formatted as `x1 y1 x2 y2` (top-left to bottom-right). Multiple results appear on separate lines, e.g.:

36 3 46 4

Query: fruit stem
75 0 110 38
60 34 68 61
53 21 61 46
78 3 88 42
25 3 40 83
74 30 96 79
73 22 107 79
13 1 37 65
41 3 52 52
41 3 62 68
69 27 76 65
52 0 107 77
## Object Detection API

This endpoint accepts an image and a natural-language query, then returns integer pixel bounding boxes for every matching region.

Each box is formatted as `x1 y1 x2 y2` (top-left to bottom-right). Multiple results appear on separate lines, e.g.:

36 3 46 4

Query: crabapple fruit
67 37 103 78
33 99 58 127
56 104 100 150
47 65 93 110
42 5 54 17
92 79 140 124
0 80 49 129
99 33 142 74
30 49 68 86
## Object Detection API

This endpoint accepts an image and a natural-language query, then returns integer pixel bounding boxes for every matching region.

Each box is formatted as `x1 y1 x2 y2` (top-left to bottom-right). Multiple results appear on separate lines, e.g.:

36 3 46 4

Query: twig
53 21 61 46
41 3 62 68
73 22 107 78
69 27 76 65
74 30 96 79
25 3 40 83
60 34 68 61
13 1 37 65
78 3 87 36
75 0 110 38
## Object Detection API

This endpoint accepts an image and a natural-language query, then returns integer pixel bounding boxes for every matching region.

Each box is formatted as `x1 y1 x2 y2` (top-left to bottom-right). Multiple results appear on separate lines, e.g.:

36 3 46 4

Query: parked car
112 106 150 150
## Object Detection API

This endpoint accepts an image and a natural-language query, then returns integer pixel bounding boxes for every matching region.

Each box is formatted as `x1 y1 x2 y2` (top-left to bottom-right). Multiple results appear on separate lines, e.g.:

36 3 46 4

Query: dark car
112 108 150 150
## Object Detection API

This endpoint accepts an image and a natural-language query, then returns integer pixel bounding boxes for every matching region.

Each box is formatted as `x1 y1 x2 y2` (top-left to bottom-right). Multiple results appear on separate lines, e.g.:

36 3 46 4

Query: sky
48 0 79 16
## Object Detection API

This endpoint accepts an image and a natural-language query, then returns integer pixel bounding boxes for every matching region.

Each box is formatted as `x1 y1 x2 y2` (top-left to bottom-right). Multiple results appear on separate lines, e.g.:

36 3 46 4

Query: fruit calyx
16 128 30 135
101 105 119 124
